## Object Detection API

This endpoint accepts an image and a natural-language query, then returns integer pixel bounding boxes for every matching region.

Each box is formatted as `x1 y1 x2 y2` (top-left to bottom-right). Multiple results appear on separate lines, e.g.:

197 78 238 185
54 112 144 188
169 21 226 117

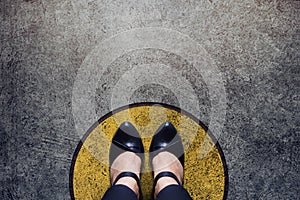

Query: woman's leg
153 152 192 200
102 152 141 200
156 185 192 200
102 185 138 200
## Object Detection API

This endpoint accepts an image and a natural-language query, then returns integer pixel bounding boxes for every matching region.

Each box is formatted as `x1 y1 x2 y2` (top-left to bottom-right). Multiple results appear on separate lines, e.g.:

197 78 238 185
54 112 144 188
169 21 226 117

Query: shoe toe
150 122 177 151
110 122 144 166
113 122 143 151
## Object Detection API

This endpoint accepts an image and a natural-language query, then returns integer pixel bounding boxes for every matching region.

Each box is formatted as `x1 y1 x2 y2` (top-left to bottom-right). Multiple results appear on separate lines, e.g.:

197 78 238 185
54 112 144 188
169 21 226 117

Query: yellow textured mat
70 103 228 199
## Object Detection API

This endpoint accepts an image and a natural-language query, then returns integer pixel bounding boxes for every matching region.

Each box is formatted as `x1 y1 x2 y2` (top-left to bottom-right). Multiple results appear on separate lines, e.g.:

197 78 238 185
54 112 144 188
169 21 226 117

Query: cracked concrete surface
0 0 299 199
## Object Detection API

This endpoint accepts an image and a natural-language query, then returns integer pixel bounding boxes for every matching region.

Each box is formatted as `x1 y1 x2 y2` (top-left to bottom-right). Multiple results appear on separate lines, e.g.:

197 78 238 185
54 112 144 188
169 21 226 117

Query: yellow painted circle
70 103 228 199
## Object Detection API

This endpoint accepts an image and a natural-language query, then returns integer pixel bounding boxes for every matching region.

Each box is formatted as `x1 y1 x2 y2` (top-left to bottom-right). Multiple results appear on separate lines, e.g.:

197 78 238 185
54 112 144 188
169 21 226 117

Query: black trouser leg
102 184 192 200
102 185 138 200
156 185 192 200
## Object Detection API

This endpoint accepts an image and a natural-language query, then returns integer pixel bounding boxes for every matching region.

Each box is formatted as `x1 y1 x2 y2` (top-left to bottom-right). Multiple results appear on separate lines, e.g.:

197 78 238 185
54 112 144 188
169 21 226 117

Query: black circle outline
69 102 228 199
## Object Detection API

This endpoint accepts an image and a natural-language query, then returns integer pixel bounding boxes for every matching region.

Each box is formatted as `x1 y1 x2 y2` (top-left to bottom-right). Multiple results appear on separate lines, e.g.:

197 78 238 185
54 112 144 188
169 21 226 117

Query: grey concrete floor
0 0 299 199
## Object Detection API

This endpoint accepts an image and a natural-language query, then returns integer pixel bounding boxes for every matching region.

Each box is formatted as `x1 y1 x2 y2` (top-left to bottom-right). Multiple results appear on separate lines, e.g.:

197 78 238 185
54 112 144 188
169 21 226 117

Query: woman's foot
152 151 183 198
110 151 142 198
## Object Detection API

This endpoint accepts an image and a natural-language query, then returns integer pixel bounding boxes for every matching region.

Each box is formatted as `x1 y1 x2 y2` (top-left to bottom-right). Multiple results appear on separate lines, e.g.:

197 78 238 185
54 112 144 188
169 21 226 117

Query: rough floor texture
0 0 299 199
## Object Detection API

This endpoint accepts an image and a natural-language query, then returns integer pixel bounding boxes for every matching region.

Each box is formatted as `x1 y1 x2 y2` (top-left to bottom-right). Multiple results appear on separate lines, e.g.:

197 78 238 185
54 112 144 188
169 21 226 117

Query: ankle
115 177 140 197
152 152 184 197
154 177 179 197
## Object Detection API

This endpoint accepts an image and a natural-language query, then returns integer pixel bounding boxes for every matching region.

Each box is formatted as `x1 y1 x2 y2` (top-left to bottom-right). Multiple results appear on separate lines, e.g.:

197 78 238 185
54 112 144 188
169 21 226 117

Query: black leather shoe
109 122 144 167
149 122 184 169
149 122 186 199
109 122 144 200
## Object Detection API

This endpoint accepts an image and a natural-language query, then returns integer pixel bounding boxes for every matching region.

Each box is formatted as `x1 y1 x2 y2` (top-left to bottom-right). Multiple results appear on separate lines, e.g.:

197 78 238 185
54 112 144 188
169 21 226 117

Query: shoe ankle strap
153 171 181 187
112 171 140 187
